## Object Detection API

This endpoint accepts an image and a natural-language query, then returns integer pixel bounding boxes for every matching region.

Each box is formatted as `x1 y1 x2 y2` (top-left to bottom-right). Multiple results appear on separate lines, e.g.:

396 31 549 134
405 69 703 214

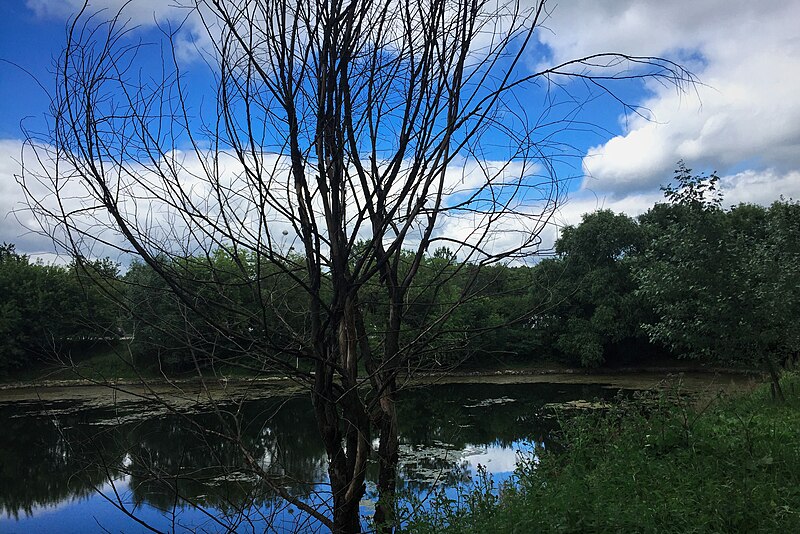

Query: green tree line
0 244 121 374
3 168 798 390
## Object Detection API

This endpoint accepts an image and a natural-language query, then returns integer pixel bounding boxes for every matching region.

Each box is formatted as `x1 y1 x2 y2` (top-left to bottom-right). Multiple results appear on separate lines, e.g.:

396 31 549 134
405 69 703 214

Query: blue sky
1 0 799 259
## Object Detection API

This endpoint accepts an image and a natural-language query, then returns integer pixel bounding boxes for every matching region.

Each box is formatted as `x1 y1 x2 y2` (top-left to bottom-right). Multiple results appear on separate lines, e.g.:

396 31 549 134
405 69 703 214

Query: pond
0 379 682 532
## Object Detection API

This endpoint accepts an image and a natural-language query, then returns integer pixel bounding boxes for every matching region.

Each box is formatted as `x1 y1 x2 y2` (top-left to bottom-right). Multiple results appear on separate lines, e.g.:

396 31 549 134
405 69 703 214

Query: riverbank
0 365 760 404
412 364 760 391
411 372 800 533
0 359 761 404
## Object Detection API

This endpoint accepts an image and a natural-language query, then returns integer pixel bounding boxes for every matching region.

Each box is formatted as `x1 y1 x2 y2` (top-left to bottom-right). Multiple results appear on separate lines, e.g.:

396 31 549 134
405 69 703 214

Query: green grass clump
411 374 800 533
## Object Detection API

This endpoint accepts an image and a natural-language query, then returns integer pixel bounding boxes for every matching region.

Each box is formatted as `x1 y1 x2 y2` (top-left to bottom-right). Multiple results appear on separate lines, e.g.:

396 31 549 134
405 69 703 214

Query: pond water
0 381 630 533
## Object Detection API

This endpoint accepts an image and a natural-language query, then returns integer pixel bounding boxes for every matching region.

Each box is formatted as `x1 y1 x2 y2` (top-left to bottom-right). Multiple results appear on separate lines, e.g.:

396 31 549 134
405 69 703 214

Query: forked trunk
320 299 371 533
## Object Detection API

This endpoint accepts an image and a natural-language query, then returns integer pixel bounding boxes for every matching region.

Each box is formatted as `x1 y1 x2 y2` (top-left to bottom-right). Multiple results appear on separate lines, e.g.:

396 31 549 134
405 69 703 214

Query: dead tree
21 0 694 531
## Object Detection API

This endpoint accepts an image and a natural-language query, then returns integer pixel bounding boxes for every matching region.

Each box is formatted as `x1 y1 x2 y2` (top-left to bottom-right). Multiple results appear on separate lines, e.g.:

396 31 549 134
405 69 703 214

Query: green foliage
123 251 310 372
412 374 800 533
636 203 731 358
406 464 500 532
636 170 800 388
0 244 121 375
451 264 539 363
102 190 800 378
3 166 798 379
660 160 722 210
529 210 655 367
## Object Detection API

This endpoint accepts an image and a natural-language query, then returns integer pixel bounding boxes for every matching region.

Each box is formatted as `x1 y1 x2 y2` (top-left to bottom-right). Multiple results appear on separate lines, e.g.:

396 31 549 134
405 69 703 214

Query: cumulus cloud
2 129 556 265
532 0 800 203
26 0 211 63
720 169 800 207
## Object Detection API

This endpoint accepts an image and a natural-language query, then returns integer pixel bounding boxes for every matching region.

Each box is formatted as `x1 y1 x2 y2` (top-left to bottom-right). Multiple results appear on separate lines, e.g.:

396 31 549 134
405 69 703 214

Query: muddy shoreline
0 366 761 404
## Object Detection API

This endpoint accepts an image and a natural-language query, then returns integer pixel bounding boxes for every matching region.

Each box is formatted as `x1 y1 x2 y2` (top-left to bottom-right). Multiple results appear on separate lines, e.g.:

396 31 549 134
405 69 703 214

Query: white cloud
26 0 211 63
535 0 780 66
531 0 800 199
3 131 557 265
0 139 63 257
720 169 800 207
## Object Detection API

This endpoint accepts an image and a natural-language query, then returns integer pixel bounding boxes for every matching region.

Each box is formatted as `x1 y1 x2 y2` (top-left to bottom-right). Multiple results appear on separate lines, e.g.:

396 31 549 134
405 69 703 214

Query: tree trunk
331 475 363 533
313 354 364 533
374 294 402 533
373 383 399 533
765 355 786 403
315 393 366 533
315 298 371 534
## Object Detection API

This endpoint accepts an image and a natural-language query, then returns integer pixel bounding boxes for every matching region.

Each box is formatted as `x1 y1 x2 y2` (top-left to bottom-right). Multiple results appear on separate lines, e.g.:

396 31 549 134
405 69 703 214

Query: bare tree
20 0 694 531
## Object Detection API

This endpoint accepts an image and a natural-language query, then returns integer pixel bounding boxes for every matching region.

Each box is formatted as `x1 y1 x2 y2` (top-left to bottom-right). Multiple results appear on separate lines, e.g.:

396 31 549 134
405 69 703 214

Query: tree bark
765 355 786 403
314 373 366 533
373 292 402 533
373 382 399 533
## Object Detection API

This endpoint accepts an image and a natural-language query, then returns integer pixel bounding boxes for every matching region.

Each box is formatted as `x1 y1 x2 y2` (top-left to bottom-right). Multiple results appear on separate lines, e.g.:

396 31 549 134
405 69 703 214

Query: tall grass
411 374 800 533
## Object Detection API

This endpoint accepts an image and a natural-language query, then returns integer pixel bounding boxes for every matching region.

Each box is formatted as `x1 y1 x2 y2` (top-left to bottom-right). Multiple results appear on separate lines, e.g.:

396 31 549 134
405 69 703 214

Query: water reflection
0 382 622 531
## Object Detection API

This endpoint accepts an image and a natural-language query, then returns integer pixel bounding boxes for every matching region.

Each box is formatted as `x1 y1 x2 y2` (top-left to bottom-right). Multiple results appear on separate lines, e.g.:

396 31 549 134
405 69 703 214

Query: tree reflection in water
0 382 623 530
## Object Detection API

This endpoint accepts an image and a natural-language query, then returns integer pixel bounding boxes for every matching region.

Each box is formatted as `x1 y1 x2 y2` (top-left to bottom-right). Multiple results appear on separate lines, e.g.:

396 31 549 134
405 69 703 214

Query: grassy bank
411 373 800 533
0 343 271 384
